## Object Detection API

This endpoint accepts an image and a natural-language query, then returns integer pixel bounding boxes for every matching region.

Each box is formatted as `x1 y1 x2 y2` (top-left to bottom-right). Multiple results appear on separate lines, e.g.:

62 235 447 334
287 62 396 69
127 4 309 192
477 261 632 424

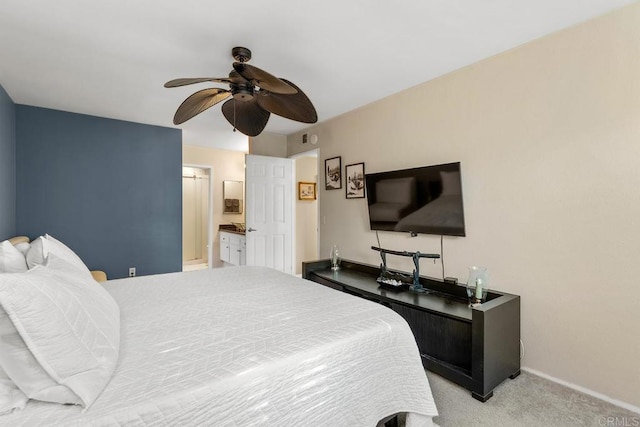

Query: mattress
1 266 437 426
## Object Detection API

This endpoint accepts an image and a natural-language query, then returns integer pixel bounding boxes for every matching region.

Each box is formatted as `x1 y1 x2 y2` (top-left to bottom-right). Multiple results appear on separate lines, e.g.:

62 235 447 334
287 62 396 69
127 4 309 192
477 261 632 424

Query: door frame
182 163 214 270
289 149 321 266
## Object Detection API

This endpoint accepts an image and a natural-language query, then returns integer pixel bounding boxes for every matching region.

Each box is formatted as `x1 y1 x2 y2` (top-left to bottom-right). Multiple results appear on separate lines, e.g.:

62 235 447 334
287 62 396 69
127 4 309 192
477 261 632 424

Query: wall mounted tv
365 162 466 237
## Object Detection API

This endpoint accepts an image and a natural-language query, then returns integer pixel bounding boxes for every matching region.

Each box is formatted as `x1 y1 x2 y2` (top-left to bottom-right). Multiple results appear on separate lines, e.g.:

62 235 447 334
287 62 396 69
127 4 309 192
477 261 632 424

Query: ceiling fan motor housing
231 83 255 101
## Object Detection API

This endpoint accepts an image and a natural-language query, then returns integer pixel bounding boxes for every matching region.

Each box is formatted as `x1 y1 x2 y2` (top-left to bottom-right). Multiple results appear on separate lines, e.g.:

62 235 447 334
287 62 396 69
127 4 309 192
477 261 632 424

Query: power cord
440 234 445 280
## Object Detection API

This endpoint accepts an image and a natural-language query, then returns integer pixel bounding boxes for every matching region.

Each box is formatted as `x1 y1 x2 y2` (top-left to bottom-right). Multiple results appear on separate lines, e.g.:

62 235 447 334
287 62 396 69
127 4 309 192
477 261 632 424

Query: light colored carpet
425 370 638 427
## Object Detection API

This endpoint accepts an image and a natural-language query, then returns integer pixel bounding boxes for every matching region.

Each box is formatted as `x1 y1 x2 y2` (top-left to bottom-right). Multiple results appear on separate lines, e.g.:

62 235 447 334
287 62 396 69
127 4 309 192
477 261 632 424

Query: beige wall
295 154 319 274
182 144 246 267
249 132 287 157
287 4 640 409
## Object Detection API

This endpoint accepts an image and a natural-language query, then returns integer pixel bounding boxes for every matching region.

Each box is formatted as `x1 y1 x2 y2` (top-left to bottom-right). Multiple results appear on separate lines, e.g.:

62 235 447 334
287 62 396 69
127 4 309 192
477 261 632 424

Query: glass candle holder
466 266 489 307
330 245 341 271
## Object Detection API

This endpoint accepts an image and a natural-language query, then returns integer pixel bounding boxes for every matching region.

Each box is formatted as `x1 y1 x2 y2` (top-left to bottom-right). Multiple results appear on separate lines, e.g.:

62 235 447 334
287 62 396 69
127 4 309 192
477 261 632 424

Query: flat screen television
365 162 466 237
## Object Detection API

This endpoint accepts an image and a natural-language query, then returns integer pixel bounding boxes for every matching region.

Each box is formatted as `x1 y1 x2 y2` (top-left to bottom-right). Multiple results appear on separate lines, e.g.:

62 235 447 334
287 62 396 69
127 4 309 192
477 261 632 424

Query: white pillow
0 241 28 273
25 237 45 269
13 242 30 257
0 254 120 408
0 306 82 405
25 235 93 280
43 234 93 280
0 360 23 413
0 376 28 415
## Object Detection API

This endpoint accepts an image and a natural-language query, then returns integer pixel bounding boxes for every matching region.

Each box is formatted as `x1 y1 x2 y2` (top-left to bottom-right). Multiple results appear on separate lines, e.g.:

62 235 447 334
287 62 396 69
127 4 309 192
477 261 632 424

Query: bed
0 237 438 426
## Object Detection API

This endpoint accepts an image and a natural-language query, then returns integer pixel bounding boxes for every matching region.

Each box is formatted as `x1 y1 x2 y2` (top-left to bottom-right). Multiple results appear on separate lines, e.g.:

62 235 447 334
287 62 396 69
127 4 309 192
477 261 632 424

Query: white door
245 154 295 274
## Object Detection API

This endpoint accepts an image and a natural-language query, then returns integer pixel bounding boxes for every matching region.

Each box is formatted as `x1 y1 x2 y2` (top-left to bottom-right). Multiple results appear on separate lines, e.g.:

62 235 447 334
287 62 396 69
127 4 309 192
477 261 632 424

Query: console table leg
471 391 494 402
509 370 521 379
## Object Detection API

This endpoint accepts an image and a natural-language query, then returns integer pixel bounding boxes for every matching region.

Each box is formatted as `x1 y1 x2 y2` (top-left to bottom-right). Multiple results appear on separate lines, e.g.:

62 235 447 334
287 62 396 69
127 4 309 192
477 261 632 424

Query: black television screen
365 162 466 237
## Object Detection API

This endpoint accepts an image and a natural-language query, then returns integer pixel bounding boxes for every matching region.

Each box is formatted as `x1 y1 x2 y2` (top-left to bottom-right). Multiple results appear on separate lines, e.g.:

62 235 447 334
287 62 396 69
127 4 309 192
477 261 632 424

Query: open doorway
182 165 213 271
290 149 320 275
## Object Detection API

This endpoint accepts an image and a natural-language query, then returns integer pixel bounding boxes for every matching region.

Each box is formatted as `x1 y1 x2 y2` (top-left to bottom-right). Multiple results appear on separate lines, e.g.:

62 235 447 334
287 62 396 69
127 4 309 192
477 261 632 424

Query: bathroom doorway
182 166 212 271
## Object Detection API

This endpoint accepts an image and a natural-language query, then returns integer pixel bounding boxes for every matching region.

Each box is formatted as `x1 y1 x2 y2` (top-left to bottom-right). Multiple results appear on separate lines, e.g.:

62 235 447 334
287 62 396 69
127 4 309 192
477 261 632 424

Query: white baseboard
522 367 640 415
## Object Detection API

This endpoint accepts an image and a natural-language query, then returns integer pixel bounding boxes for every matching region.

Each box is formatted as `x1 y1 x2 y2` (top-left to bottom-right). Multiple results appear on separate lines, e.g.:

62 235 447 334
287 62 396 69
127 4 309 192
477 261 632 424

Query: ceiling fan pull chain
233 100 237 132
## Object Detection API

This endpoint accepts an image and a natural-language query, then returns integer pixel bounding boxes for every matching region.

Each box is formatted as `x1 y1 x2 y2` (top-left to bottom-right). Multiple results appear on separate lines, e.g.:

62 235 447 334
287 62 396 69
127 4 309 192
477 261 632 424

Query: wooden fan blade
164 77 232 88
173 88 231 125
257 79 317 124
221 98 270 137
232 63 297 95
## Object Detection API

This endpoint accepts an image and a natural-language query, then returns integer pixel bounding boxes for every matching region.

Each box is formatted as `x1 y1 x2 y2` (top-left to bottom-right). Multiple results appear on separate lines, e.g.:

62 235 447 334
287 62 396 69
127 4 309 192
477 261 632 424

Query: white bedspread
1 266 437 426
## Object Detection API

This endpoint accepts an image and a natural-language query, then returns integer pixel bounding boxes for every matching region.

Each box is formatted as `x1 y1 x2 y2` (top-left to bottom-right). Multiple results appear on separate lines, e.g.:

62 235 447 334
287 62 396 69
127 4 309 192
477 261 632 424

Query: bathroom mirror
223 180 243 214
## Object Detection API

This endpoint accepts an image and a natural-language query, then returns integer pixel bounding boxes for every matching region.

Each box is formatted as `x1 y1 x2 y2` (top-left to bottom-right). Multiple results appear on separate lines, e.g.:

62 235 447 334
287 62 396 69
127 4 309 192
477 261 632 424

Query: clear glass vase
466 266 488 306
330 245 341 271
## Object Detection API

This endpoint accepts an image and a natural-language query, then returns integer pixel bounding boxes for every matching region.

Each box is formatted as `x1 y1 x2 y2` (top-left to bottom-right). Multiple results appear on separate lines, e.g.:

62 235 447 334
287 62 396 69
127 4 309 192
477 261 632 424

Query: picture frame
345 162 365 199
325 156 342 190
298 182 317 200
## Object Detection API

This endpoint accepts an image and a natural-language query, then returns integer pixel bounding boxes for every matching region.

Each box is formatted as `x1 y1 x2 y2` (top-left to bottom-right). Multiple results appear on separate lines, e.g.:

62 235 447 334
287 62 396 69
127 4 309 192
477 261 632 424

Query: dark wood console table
302 259 521 402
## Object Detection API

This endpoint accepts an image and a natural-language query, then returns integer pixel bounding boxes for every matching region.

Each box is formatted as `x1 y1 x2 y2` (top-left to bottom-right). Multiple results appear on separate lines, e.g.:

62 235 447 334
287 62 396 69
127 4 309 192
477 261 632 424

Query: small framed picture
298 182 317 200
325 156 342 190
345 162 365 199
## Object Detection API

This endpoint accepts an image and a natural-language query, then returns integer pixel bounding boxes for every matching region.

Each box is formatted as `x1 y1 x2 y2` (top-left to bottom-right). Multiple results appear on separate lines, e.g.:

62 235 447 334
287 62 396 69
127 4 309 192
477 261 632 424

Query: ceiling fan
164 47 317 137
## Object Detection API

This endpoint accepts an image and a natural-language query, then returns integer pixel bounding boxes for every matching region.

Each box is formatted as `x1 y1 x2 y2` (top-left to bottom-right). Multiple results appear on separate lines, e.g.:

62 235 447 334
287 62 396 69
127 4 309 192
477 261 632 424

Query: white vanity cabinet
219 231 246 266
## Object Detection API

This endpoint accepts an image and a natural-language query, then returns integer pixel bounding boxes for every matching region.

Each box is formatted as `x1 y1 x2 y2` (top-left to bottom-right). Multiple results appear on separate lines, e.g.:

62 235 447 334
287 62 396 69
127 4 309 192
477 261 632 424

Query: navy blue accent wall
16 106 182 279
0 85 16 240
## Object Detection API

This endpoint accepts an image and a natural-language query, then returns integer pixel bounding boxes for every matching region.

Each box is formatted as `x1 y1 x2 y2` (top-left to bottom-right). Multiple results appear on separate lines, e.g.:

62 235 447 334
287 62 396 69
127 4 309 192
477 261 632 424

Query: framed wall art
345 162 365 199
298 182 317 200
325 156 342 190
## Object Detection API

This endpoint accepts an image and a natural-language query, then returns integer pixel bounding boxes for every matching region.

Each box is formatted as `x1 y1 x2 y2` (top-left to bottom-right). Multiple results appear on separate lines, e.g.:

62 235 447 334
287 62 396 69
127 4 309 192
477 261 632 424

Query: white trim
182 163 214 270
289 148 321 264
291 159 296 275
522 367 640 415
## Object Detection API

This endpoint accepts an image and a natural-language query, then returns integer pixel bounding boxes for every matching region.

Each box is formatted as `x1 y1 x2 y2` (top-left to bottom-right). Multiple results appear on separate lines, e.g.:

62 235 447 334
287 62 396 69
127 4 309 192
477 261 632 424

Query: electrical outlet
129 267 136 277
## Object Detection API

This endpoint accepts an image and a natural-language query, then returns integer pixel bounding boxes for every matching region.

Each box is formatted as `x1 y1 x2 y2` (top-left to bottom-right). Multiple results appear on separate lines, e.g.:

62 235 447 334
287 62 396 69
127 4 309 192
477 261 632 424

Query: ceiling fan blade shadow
232 63 297 95
221 98 270 137
164 77 232 88
173 88 231 125
257 79 317 124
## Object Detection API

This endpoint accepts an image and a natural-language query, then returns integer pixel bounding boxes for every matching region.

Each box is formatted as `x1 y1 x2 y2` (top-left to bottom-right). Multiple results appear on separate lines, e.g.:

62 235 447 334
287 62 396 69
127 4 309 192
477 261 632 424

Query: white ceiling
0 0 634 152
